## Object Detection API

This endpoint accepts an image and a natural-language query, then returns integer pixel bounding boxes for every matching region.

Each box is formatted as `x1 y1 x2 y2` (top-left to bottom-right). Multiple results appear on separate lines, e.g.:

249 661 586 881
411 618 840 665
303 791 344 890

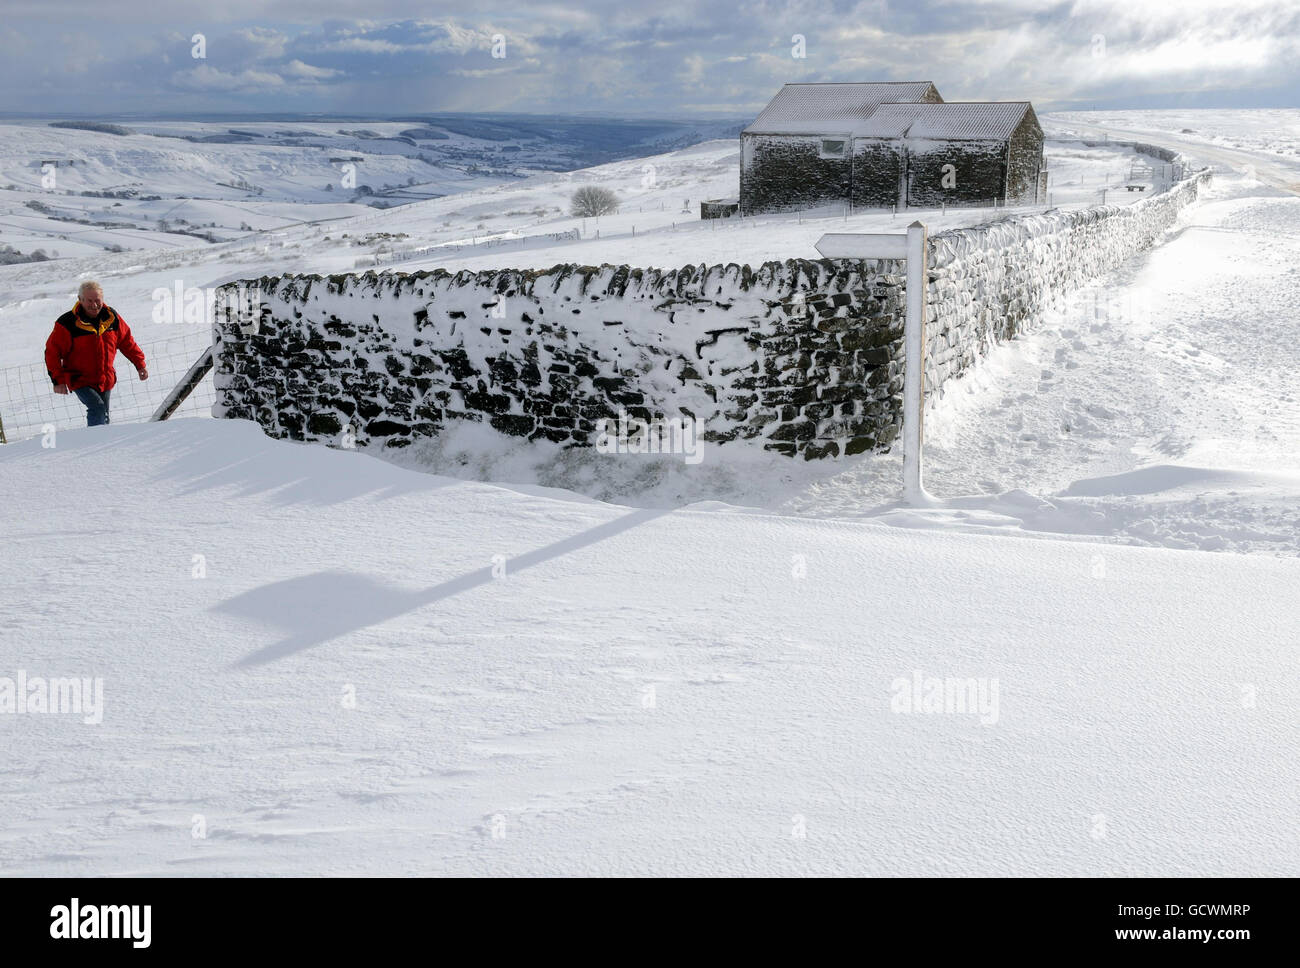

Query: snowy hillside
1 109 1298 877
0 115 742 262
1 418 1295 876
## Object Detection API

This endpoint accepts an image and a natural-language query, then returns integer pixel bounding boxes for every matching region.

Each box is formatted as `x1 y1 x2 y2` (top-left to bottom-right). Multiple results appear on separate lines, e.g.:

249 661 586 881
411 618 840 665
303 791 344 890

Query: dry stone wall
212 154 1209 461
213 260 909 460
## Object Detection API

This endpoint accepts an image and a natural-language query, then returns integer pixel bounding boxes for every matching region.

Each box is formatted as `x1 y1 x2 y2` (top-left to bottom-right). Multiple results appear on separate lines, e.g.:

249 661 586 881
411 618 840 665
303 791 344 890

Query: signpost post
815 221 932 505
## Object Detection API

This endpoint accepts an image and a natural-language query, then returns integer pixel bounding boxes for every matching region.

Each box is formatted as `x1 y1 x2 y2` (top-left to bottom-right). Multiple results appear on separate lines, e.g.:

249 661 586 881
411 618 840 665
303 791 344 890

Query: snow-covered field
1 109 1297 876
1 418 1295 876
0 115 740 264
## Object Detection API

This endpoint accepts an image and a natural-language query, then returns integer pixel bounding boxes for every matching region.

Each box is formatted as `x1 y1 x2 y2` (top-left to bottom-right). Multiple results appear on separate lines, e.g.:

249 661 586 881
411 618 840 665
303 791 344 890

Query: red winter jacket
45 302 146 393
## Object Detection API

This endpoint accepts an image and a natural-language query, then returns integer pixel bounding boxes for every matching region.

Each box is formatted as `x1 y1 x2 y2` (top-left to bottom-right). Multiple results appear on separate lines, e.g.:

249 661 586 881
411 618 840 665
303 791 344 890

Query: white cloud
172 64 289 91
313 20 504 56
282 59 344 80
317 36 406 54
234 26 288 59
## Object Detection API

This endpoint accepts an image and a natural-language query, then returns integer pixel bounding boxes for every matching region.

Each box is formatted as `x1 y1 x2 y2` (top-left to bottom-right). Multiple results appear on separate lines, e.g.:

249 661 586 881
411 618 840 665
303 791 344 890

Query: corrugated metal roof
851 102 1033 141
743 82 938 134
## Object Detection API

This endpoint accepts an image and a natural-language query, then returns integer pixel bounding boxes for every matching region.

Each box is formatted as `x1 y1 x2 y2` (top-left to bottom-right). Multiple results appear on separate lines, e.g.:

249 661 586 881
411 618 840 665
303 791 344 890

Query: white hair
78 280 104 298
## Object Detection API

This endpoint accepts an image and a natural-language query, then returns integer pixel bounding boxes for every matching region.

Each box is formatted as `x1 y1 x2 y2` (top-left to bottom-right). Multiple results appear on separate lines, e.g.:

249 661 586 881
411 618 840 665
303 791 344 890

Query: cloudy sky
2 0 1296 118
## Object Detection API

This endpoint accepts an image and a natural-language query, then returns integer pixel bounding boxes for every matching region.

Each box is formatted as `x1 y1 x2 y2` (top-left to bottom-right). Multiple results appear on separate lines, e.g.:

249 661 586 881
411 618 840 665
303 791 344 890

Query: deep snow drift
0 419 1294 875
370 166 1300 557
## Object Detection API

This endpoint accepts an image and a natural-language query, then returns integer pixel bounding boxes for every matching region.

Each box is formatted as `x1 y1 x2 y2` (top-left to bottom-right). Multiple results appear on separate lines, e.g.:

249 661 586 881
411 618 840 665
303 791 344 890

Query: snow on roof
743 82 939 134
852 102 1036 141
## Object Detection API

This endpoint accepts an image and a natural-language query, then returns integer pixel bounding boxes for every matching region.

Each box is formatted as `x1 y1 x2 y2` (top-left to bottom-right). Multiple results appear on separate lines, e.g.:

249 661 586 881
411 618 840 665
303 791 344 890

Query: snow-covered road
1051 118 1300 197
850 172 1300 553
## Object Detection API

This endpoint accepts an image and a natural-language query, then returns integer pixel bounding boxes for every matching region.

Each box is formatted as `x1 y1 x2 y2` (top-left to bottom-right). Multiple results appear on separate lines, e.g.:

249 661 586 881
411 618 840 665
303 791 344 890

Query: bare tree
570 185 619 217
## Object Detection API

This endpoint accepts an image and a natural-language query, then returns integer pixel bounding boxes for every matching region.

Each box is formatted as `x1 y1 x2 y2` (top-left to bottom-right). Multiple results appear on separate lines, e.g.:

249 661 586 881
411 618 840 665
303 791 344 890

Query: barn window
819 139 847 159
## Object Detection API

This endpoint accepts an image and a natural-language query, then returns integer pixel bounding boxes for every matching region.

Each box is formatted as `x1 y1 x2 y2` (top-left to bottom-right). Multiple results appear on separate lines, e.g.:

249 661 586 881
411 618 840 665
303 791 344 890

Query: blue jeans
73 387 111 426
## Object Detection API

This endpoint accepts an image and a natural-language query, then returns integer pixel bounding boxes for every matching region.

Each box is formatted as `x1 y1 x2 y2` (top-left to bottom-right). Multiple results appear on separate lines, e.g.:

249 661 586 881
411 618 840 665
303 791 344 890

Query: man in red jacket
45 281 148 426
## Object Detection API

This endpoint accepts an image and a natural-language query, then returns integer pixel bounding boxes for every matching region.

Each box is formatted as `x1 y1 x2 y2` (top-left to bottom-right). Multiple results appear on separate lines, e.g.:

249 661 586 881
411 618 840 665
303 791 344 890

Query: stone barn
740 82 1044 213
740 82 942 214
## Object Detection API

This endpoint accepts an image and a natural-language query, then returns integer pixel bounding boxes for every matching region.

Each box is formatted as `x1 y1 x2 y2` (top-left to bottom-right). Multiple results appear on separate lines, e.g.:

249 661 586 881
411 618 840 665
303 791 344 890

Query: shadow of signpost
217 507 669 668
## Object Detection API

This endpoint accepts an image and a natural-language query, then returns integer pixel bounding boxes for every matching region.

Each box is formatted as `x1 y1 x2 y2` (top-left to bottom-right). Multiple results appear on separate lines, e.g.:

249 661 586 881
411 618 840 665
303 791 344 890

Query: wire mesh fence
0 330 215 443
